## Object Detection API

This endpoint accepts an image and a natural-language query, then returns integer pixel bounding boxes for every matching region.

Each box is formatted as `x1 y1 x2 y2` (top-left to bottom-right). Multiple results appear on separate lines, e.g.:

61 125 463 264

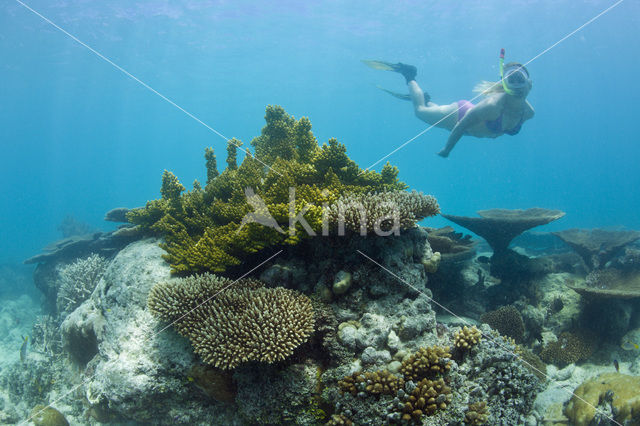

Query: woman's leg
408 81 458 130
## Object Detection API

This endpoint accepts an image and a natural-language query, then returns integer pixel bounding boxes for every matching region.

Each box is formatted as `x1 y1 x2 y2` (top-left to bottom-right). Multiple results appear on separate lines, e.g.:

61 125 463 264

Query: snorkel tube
499 48 515 95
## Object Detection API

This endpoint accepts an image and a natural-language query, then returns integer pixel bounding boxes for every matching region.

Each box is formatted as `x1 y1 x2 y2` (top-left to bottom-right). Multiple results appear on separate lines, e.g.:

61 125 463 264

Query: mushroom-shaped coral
568 268 640 299
465 401 489 425
453 325 482 351
564 373 640 426
552 228 640 270
148 273 314 369
442 208 565 255
399 346 452 381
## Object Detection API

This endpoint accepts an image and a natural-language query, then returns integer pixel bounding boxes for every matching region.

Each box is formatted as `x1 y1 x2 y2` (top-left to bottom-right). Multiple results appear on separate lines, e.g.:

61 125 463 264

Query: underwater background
1 0 639 264
3 2 640 425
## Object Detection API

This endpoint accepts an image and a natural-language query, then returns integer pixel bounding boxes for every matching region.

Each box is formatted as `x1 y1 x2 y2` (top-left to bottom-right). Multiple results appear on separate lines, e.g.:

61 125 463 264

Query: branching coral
148 273 314 369
399 378 452 422
465 401 489 425
325 190 439 235
399 346 452 381
453 325 482 351
338 370 404 396
127 105 428 274
56 254 108 315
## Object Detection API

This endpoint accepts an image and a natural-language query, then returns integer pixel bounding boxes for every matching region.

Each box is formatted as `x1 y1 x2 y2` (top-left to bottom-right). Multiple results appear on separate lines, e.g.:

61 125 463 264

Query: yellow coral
128 106 423 274
400 345 452 381
564 373 640 426
454 325 482 351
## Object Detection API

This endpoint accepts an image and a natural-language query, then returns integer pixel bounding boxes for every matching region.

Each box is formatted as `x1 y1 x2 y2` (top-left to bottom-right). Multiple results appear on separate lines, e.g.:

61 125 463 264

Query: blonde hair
473 80 505 96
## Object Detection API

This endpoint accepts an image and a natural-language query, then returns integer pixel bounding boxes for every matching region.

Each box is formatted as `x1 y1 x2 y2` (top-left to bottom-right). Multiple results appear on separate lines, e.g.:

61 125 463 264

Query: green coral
128 105 419 274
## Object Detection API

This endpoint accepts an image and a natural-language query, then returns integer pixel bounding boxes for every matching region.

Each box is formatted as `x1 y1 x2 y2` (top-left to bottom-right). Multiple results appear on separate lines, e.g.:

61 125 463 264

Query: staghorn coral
539 331 594 367
325 190 439 235
399 345 452 381
338 370 404 397
480 305 525 342
148 273 314 369
465 401 489 425
56 254 108 316
127 105 426 274
399 378 452 422
453 325 482 351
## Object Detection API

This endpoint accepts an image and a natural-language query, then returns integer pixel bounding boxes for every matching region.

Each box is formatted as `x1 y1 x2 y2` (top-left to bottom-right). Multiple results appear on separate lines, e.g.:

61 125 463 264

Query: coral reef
453 325 482 352
465 401 489 425
148 273 315 369
539 331 594 367
399 345 452 381
442 208 565 255
553 228 640 270
126 105 420 274
29 405 69 426
564 372 640 426
480 306 525 342
338 370 404 396
569 267 640 299
398 377 452 421
325 190 439 235
56 254 107 316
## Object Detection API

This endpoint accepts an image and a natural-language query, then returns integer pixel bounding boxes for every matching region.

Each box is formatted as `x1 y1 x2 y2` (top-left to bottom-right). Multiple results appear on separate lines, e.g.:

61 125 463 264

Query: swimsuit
456 99 524 135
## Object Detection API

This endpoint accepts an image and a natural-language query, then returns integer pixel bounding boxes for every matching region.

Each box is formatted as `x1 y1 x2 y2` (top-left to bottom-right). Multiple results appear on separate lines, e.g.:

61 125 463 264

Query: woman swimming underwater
364 50 535 157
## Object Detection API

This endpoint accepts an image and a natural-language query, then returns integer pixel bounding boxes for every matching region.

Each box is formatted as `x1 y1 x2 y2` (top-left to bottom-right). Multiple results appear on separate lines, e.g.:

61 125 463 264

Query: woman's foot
391 63 417 83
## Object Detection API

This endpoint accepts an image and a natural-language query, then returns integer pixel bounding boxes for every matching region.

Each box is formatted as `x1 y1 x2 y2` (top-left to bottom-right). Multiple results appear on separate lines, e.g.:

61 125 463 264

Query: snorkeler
363 49 535 158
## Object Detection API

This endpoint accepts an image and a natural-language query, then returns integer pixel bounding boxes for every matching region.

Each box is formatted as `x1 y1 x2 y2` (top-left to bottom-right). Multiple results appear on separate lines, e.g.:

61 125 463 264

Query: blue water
1 0 638 264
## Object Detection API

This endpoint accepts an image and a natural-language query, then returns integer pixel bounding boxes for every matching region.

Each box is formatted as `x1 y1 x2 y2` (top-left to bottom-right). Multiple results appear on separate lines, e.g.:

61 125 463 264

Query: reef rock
62 239 236 424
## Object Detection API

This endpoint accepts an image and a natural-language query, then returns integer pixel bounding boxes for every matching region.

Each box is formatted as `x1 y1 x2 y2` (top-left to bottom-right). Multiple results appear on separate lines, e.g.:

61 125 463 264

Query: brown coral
465 401 489 425
480 305 525 342
338 370 404 396
453 325 482 351
400 378 452 422
148 273 314 369
400 346 452 381
539 331 594 367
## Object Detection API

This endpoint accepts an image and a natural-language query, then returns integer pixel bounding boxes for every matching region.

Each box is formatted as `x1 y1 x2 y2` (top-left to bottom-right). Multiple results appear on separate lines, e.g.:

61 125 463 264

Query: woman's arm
438 99 498 157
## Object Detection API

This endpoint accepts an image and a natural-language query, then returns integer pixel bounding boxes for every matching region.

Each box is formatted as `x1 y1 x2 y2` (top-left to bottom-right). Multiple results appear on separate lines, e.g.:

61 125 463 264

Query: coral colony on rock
4 107 640 425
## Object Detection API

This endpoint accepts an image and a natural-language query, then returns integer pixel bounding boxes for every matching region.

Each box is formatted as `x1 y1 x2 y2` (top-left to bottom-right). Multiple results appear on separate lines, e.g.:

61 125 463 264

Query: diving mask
499 49 530 94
